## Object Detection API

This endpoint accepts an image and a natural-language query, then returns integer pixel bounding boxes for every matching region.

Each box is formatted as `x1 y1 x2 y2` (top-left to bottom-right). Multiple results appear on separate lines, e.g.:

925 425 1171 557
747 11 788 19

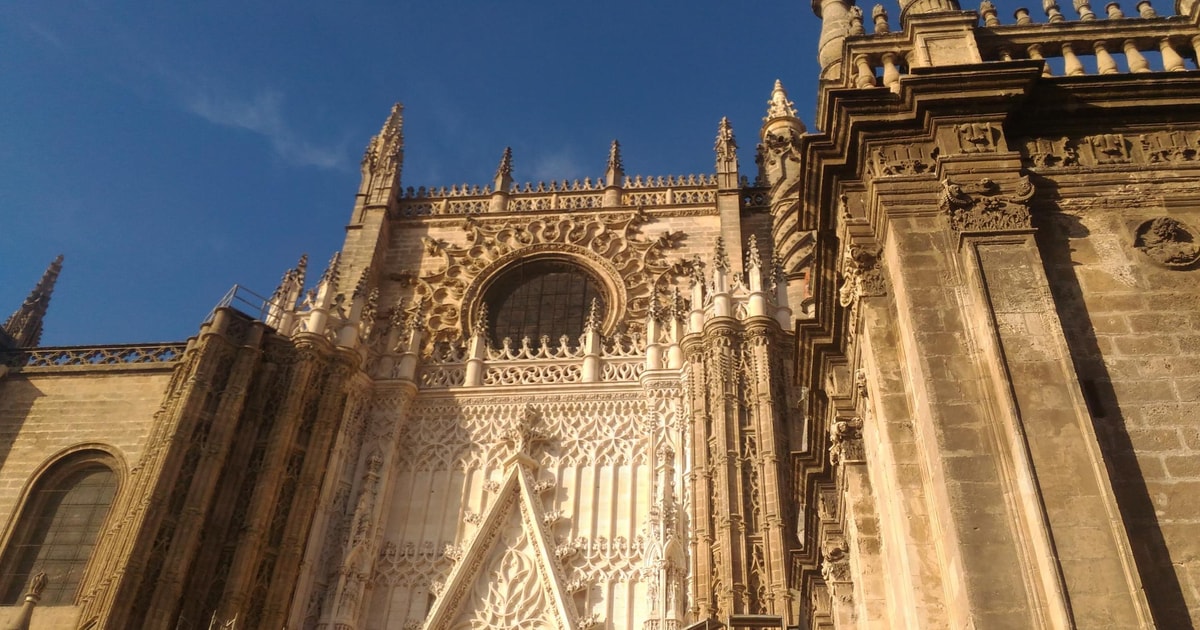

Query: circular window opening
483 259 606 346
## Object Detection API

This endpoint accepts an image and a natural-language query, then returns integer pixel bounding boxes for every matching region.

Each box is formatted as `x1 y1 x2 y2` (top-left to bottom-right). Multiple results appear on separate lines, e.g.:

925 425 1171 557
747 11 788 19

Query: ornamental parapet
838 0 1198 93
414 333 647 389
1 343 187 371
395 174 729 218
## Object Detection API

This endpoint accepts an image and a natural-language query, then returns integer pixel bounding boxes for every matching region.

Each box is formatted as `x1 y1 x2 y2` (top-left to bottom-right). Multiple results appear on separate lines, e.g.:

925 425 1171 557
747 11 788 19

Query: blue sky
2 1 822 345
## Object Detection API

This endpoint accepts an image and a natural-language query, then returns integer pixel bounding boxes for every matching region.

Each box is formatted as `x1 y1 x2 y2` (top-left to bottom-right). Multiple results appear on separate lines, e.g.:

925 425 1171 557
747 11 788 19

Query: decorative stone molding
1134 217 1200 268
819 540 852 584
867 143 937 178
1018 130 1200 168
939 176 1035 233
838 246 886 308
398 211 691 345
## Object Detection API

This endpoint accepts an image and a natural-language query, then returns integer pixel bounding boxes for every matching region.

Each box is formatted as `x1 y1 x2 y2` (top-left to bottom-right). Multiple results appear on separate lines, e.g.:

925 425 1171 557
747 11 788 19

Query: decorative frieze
867 143 937 178
939 176 1035 233
1018 129 1200 169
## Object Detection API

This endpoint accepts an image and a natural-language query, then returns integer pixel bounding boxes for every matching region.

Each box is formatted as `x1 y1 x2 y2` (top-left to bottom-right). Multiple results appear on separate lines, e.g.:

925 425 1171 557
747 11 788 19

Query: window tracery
0 452 119 606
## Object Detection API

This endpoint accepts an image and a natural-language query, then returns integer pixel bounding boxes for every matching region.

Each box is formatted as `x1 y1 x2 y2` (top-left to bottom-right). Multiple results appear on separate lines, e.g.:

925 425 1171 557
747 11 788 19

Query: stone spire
493 147 514 193
757 80 807 189
605 140 624 187
3 255 63 349
359 103 405 208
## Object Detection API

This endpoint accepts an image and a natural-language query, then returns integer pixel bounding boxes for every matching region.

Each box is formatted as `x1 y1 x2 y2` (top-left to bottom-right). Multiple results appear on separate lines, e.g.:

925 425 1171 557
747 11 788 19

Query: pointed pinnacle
353 267 371 298
714 237 731 273
319 252 341 287
747 235 762 270
496 147 513 178
584 297 602 333
607 140 623 173
765 79 798 122
473 302 491 338
715 117 737 153
3 255 64 348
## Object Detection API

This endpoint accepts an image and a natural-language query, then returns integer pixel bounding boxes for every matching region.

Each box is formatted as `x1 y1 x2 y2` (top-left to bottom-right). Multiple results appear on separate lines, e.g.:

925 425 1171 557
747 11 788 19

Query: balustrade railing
1 343 187 370
396 174 720 218
415 333 647 388
841 0 1198 91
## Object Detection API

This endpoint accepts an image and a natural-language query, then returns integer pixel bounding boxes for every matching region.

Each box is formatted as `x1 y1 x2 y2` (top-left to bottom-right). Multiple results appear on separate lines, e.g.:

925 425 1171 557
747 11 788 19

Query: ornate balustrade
416 333 647 389
1 343 187 370
840 0 1198 91
395 174 720 218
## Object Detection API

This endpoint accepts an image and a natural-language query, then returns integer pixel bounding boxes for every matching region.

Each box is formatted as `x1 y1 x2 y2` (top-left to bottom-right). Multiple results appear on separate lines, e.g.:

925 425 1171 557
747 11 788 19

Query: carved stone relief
867 143 937 178
396 212 692 345
939 176 1035 233
1018 130 1200 168
1134 217 1200 269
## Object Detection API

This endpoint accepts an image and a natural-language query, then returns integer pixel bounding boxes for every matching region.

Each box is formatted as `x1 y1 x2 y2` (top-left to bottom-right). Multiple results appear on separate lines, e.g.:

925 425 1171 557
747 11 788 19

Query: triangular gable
422 463 578 629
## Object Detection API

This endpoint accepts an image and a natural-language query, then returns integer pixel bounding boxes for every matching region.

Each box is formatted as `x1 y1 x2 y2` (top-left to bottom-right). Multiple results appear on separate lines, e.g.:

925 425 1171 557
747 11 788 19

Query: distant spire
494 147 514 192
765 79 799 123
605 140 625 187
3 255 63 349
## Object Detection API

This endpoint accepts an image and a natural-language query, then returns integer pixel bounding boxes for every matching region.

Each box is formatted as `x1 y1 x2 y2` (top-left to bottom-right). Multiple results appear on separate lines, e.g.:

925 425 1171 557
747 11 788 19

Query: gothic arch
0 445 125 606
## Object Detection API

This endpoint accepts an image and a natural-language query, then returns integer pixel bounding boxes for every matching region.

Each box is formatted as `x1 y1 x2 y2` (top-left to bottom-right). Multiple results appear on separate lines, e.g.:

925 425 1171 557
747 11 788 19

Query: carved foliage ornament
939 176 1035 233
1134 217 1200 269
399 211 690 345
838 246 886 308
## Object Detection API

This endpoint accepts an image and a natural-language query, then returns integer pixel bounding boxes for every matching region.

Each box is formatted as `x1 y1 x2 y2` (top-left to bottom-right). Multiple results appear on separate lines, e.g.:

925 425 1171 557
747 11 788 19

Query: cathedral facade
3 0 1200 628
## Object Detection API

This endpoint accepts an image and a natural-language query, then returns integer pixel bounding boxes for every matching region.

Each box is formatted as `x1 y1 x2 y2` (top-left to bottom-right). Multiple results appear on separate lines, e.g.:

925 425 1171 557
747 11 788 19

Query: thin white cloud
530 149 585 184
183 88 347 170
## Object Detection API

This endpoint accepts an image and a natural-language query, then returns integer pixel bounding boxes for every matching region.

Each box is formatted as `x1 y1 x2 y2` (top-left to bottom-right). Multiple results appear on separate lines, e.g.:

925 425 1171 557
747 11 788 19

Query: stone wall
1038 185 1200 627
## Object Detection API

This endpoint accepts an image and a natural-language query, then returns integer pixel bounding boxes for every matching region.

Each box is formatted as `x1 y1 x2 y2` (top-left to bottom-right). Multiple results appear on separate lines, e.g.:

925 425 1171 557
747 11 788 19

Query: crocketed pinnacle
605 140 625 186
765 79 799 122
3 255 63 349
494 147 514 191
714 237 731 273
715 117 738 164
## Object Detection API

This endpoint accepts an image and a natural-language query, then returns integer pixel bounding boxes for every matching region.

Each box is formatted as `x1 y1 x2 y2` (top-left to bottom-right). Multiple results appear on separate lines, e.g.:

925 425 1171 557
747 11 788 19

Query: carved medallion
1134 217 1200 269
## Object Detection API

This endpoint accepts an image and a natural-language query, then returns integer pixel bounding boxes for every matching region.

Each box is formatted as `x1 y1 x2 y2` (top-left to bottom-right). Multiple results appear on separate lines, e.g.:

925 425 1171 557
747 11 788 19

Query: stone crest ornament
938 175 1035 233
838 246 886 308
1134 217 1200 268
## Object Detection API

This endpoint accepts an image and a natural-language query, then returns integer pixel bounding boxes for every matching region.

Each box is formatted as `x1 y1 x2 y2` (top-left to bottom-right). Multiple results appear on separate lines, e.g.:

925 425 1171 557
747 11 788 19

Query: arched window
483 259 606 345
0 454 118 606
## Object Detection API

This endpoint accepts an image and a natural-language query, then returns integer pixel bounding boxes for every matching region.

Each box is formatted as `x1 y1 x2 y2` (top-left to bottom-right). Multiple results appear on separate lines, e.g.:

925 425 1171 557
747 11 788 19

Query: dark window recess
484 260 605 346
1 464 117 605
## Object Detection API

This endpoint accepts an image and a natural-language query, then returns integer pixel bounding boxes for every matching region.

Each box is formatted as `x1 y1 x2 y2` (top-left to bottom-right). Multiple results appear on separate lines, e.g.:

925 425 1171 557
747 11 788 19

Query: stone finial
715 117 738 174
746 234 763 271
605 140 624 187
1137 0 1158 15
2 255 63 350
353 267 371 299
981 0 1003 23
3 572 48 630
1106 1 1126 17
1044 0 1066 21
493 147 514 192
319 252 341 289
1015 7 1034 23
714 237 731 273
1073 0 1098 19
765 80 799 123
583 298 602 333
849 6 866 34
872 4 892 32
